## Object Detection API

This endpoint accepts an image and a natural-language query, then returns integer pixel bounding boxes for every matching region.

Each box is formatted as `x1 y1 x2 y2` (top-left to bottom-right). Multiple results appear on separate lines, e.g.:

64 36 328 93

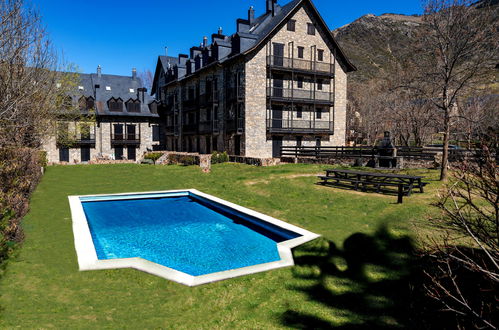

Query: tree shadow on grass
281 225 426 329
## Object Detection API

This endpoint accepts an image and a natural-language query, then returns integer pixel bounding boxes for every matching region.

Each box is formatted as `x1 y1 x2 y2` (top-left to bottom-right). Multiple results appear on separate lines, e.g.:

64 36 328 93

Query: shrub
211 151 229 164
0 148 43 265
144 152 163 164
166 154 199 166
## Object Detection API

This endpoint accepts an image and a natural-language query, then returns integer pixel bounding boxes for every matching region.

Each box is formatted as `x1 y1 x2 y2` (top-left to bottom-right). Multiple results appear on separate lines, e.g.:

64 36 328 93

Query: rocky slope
333 13 424 84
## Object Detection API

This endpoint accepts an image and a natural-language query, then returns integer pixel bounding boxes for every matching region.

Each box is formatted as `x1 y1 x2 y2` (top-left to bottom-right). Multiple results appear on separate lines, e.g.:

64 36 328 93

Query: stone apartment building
152 0 356 158
43 67 163 164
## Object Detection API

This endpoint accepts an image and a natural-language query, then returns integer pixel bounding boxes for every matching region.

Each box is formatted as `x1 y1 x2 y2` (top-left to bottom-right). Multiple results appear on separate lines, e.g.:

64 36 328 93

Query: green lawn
0 163 441 328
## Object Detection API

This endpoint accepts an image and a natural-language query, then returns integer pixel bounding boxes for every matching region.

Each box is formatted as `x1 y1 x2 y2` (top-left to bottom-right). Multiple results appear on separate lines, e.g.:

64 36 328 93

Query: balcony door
272 105 283 129
272 136 283 158
114 124 123 140
273 74 283 98
273 43 284 66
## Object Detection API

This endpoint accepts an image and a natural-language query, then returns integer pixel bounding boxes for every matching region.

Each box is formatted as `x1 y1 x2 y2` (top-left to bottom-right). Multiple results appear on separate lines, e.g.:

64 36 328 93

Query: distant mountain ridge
333 13 424 84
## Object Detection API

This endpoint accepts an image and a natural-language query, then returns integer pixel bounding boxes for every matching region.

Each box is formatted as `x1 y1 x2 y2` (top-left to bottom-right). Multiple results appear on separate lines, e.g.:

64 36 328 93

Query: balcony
226 118 244 133
227 86 244 102
267 56 333 76
199 90 220 107
182 98 198 111
56 133 96 147
111 133 141 146
182 123 198 134
266 119 333 134
267 87 333 105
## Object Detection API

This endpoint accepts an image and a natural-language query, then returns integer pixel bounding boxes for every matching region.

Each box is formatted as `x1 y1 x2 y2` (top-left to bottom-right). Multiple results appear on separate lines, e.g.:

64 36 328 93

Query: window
287 19 296 32
108 98 123 112
307 23 315 35
126 99 141 113
149 101 158 114
59 147 69 162
297 77 303 89
296 136 303 147
105 86 111 91
152 125 160 142
297 46 304 59
316 108 322 119
129 88 134 93
315 137 321 147
317 79 323 90
296 106 303 118
114 146 124 160
86 97 95 111
81 147 90 162
318 49 324 61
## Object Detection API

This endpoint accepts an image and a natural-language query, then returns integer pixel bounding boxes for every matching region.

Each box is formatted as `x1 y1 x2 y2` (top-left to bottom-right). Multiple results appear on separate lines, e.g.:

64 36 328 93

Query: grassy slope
0 164 441 328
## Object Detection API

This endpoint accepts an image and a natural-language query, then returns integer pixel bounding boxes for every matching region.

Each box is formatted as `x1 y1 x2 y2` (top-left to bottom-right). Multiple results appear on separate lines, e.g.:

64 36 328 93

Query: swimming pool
69 190 319 286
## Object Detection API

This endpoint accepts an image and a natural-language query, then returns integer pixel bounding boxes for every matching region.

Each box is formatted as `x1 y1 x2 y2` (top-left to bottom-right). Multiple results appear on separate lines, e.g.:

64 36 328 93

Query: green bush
144 152 163 164
38 151 48 168
167 154 198 166
211 151 229 164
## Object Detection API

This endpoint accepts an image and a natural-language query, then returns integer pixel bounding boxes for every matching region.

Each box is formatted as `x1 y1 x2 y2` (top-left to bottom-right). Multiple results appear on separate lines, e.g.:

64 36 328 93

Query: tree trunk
440 108 450 181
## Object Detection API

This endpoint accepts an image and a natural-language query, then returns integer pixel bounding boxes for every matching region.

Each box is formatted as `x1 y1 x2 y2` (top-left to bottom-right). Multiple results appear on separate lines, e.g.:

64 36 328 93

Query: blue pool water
81 194 300 276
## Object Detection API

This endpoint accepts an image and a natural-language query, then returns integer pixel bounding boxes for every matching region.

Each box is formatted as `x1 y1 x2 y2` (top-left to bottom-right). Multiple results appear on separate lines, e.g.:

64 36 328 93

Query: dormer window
149 101 158 114
126 99 141 113
108 98 123 112
79 96 95 111
287 19 296 32
307 23 316 35
105 86 111 91
129 88 134 93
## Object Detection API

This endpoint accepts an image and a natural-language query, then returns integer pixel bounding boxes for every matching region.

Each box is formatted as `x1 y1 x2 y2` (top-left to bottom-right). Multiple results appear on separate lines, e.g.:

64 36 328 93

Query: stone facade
43 120 162 164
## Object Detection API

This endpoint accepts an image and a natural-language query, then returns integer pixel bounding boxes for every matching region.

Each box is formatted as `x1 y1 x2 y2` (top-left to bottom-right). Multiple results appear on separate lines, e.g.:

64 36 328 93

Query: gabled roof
242 0 356 72
152 56 180 95
153 0 356 89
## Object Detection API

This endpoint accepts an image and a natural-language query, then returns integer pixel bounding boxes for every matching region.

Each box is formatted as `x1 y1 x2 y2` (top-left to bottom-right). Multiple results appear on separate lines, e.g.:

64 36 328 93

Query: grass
0 163 442 328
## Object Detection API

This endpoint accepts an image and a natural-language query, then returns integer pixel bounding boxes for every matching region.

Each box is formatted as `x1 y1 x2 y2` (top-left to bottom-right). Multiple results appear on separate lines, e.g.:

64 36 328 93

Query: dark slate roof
154 0 356 89
75 73 158 118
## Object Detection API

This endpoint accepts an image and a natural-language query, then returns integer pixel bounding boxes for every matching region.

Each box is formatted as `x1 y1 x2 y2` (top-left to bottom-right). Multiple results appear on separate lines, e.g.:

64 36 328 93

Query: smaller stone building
43 67 163 164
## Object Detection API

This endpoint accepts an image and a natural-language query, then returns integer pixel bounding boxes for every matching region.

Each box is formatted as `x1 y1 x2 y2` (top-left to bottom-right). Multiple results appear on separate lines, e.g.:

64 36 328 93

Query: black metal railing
57 133 96 146
267 120 333 134
268 56 333 75
227 86 244 101
182 123 198 133
199 121 213 133
267 87 332 103
200 90 220 106
111 134 140 145
226 118 244 133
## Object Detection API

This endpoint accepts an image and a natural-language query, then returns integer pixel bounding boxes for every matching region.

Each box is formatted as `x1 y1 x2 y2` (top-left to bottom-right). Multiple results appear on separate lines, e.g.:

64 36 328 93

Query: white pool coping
68 189 320 286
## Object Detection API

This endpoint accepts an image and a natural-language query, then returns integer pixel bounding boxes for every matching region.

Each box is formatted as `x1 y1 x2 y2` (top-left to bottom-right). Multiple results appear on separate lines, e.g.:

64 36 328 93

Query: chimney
97 65 102 77
165 46 168 57
203 36 208 48
218 27 223 35
266 0 277 16
248 6 255 24
132 68 137 80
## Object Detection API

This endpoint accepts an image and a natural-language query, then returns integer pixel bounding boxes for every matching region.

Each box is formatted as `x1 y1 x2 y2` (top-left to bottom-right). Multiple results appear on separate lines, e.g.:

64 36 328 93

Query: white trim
68 189 320 286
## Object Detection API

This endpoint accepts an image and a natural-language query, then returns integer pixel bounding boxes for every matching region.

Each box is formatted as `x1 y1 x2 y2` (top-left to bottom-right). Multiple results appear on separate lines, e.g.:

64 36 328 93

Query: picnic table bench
318 169 427 203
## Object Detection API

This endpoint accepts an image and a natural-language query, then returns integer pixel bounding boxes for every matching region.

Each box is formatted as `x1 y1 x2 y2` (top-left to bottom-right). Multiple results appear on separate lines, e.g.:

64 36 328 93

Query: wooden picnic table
319 169 427 203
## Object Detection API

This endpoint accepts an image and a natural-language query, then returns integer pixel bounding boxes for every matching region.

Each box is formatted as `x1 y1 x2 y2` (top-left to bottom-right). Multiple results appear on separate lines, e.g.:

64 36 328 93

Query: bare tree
402 0 498 180
0 0 75 148
423 136 498 329
139 69 154 91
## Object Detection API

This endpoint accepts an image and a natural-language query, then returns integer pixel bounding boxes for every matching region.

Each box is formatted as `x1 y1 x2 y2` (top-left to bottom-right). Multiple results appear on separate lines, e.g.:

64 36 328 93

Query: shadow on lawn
281 226 427 329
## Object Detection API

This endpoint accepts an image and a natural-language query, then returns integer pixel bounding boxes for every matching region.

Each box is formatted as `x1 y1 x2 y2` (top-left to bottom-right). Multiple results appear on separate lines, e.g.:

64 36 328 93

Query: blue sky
32 0 423 76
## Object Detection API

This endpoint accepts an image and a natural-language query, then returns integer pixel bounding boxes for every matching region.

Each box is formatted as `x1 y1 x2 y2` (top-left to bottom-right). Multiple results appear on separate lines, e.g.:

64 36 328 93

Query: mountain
333 13 424 84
